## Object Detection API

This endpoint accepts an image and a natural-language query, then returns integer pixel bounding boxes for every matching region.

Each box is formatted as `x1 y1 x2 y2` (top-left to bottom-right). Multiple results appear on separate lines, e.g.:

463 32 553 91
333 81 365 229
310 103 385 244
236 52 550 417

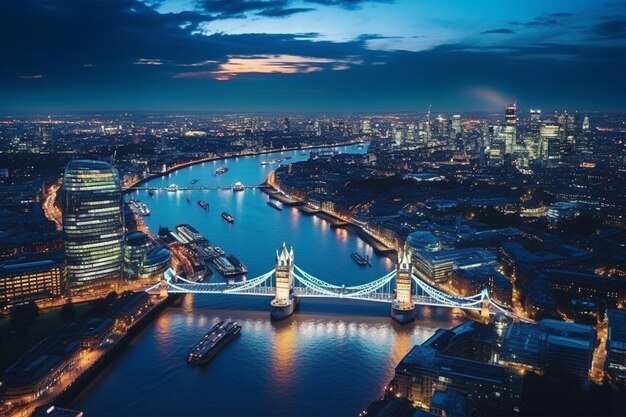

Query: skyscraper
62 160 124 289
540 124 562 164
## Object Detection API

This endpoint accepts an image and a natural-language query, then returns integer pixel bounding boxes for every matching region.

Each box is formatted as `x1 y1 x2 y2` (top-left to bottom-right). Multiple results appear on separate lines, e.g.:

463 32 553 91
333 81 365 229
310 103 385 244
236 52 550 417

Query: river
72 143 461 416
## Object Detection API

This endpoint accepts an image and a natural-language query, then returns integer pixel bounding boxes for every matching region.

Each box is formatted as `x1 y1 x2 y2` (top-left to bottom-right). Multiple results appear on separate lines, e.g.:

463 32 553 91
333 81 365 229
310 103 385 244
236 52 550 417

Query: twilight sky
1 0 626 112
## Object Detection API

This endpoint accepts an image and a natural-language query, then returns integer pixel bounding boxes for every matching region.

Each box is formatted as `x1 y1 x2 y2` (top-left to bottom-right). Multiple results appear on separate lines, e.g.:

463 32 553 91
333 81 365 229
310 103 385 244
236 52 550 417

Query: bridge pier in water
270 243 299 321
391 252 416 324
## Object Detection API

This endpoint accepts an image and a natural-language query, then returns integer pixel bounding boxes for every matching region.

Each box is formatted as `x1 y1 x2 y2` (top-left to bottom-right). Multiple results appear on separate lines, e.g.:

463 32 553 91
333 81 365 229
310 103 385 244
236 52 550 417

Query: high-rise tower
62 160 124 291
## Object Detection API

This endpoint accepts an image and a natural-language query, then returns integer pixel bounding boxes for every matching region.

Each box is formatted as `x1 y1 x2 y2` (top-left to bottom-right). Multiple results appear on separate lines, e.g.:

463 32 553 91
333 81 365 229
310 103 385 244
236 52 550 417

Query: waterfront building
62 160 124 290
405 231 440 256
412 247 498 283
606 309 626 383
452 267 512 307
500 319 595 380
123 231 170 280
0 338 82 405
109 291 151 331
392 345 522 414
0 255 64 307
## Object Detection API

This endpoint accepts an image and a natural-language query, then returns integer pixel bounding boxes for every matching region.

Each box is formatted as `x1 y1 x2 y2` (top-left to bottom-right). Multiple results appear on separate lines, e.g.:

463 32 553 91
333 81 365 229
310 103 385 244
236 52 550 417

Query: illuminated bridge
145 244 513 322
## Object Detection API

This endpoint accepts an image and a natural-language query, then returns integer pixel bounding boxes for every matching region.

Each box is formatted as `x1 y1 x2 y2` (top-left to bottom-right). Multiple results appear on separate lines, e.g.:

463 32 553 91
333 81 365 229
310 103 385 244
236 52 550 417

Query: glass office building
62 160 124 288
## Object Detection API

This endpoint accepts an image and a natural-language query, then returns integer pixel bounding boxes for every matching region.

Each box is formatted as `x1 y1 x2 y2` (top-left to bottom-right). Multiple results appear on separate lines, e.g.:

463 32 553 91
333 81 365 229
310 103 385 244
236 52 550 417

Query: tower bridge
146 243 513 322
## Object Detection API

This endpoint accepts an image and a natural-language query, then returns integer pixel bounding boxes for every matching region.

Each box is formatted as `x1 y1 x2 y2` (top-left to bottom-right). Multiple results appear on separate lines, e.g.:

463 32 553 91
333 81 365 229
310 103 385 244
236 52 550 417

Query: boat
267 200 283 211
232 182 244 192
260 161 270 166
285 156 292 160
186 197 191 204
167 184 178 192
197 200 209 210
148 189 156 197
215 167 229 176
351 252 371 266
128 200 150 216
187 321 242 366
221 212 234 223
191 179 198 184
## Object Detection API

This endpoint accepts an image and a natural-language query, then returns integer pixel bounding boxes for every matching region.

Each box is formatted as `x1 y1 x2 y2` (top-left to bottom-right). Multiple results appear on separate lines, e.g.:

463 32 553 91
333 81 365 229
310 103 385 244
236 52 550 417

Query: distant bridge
130 185 260 191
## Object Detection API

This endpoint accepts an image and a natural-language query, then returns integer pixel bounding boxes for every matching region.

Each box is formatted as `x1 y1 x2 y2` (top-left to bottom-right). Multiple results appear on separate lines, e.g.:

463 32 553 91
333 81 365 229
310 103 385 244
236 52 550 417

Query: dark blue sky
1 0 626 112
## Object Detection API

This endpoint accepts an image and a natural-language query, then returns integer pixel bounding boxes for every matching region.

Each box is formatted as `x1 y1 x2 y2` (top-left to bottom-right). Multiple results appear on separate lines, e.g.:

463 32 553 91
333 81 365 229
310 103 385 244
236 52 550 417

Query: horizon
2 0 626 112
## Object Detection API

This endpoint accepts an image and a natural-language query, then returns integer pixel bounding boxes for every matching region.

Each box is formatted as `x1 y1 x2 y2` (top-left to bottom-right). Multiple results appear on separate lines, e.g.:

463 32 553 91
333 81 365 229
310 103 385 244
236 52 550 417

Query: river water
73 143 460 416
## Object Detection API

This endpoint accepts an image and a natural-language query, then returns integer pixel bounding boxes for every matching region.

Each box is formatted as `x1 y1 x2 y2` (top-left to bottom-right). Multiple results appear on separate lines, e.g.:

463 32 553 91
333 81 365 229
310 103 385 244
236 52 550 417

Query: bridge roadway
147 266 511 315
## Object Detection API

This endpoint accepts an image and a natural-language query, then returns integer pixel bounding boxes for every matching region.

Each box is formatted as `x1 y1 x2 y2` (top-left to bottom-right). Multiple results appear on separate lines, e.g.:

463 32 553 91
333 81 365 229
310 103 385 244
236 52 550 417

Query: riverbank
123 139 365 191
5 293 177 417
261 184 398 259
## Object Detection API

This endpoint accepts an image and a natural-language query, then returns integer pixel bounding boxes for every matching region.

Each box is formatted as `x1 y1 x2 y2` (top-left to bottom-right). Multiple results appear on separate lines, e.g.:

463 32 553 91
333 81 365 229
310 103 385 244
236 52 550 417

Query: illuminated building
392 345 522 413
123 231 171 280
500 320 595 380
530 109 541 123
451 115 462 138
62 160 124 289
412 247 498 283
0 255 64 307
0 338 81 405
539 124 562 164
606 309 626 383
109 291 151 331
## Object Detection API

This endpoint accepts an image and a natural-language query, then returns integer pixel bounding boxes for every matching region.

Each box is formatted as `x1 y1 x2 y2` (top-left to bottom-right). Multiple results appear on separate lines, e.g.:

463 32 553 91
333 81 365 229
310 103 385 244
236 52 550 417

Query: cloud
19 74 44 80
592 19 626 39
256 7 314 17
134 58 164 65
174 54 363 80
551 12 574 18
304 0 394 10
479 28 515 35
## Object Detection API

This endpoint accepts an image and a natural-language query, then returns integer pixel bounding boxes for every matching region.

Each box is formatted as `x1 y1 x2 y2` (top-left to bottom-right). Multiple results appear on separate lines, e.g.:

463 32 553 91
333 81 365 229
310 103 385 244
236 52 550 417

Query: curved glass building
62 160 124 288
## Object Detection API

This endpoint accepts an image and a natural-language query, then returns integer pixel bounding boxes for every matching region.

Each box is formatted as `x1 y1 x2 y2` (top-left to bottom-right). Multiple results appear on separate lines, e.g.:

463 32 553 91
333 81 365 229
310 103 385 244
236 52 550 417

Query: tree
10 301 40 334
60 302 77 322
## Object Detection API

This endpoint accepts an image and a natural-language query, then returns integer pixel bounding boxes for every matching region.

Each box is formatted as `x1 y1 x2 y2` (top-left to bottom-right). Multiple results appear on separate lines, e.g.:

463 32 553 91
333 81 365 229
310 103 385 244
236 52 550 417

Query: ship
198 200 209 210
186 197 191 204
351 252 371 266
260 161 270 166
267 200 283 211
191 179 199 184
187 321 242 366
215 166 229 176
221 212 234 223
212 254 247 276
232 182 244 192
284 156 292 160
167 184 178 192
148 189 156 197
128 200 150 216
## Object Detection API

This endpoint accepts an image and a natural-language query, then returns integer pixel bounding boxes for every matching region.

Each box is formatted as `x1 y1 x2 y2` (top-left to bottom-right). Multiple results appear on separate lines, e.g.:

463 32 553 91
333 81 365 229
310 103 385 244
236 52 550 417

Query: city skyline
2 0 626 112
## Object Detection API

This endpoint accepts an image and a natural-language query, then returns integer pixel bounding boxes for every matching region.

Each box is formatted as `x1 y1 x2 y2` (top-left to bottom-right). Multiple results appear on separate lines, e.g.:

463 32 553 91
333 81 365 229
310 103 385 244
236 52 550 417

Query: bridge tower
270 243 299 321
480 294 491 322
391 251 416 324
159 277 169 298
